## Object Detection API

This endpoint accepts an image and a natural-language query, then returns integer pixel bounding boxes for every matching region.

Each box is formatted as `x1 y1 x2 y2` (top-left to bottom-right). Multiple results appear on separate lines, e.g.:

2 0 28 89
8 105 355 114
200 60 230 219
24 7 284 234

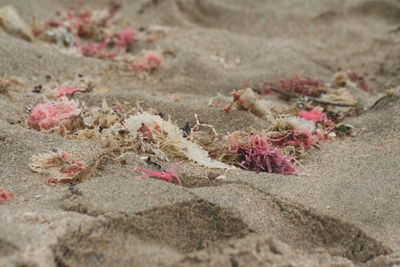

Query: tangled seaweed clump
31 3 163 73
23 75 361 180
135 163 181 185
259 74 325 97
225 132 297 175
29 151 87 184
27 97 81 132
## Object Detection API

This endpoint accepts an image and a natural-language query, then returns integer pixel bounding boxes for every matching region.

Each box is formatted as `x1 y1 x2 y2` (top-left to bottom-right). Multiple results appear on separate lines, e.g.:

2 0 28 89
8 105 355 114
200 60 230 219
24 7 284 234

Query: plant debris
125 112 234 169
0 189 13 203
135 163 181 185
29 151 87 184
223 88 278 119
298 107 326 122
266 130 315 149
32 4 164 74
133 51 163 72
0 77 10 95
27 97 81 132
332 71 370 92
224 131 297 175
259 74 325 98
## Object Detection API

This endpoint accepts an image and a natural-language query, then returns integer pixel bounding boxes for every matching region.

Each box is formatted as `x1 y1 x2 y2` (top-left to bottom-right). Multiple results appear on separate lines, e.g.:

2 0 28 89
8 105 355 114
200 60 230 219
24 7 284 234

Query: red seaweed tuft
228 132 297 175
298 108 326 122
347 72 370 92
135 164 181 184
133 51 163 72
260 74 324 97
266 130 315 149
27 97 81 131
115 28 136 48
0 189 13 202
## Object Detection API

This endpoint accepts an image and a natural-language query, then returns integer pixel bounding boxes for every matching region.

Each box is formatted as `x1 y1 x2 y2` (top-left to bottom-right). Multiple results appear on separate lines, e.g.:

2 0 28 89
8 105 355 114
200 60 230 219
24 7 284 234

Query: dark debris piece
146 156 161 169
180 121 191 137
32 85 42 93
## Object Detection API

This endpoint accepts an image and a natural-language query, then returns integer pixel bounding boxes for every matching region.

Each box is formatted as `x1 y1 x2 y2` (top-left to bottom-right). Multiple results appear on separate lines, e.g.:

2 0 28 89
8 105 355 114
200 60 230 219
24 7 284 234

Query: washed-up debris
224 131 297 175
332 71 370 92
29 151 87 184
208 93 231 108
0 5 34 41
298 107 326 122
0 189 13 203
335 123 355 137
32 85 43 93
51 86 85 98
347 72 370 92
32 4 163 74
259 74 325 98
266 130 315 149
169 94 181 102
223 88 279 119
132 51 163 72
0 77 10 95
273 115 316 133
125 112 235 169
135 163 181 185
27 97 81 132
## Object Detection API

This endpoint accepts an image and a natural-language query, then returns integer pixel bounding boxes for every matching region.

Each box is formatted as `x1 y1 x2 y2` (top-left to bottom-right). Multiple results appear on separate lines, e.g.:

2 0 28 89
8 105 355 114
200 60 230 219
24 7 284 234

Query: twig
192 114 218 136
269 87 355 107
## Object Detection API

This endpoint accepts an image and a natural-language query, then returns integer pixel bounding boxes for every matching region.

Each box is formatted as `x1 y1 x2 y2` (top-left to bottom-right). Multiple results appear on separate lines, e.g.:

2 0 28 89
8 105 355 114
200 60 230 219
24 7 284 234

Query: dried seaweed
135 163 181 185
32 4 164 74
125 112 234 169
0 189 13 203
223 88 273 118
225 131 297 175
27 97 81 132
29 151 87 184
259 74 325 98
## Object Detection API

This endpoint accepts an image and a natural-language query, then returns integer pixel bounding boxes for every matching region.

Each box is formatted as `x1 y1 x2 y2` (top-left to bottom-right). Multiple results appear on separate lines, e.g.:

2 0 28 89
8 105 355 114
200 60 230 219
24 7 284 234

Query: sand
0 0 400 266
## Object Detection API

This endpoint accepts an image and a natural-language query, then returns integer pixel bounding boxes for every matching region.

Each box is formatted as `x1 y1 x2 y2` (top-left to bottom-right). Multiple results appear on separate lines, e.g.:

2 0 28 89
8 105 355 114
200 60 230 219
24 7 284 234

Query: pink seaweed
228 132 297 175
115 28 136 48
266 130 315 149
298 108 326 122
27 97 81 131
347 72 370 92
134 164 181 185
260 74 324 97
0 189 13 202
133 51 163 72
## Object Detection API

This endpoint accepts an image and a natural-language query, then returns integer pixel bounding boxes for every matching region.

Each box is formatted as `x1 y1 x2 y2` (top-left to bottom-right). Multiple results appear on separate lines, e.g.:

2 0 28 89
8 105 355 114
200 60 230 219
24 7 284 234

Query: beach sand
0 0 399 266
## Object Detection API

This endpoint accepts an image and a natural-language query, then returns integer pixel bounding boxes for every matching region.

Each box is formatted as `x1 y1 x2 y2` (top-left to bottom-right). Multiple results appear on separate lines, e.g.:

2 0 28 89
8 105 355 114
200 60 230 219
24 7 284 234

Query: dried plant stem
269 87 355 107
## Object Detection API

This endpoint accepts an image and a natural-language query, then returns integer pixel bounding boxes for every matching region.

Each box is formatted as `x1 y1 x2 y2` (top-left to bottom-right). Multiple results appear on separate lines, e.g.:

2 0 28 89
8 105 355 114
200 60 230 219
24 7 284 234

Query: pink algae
0 189 13 202
260 74 323 97
266 130 315 149
80 41 118 59
135 164 181 185
116 28 136 48
347 72 370 92
27 97 81 131
298 108 326 122
133 51 163 72
228 132 297 175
